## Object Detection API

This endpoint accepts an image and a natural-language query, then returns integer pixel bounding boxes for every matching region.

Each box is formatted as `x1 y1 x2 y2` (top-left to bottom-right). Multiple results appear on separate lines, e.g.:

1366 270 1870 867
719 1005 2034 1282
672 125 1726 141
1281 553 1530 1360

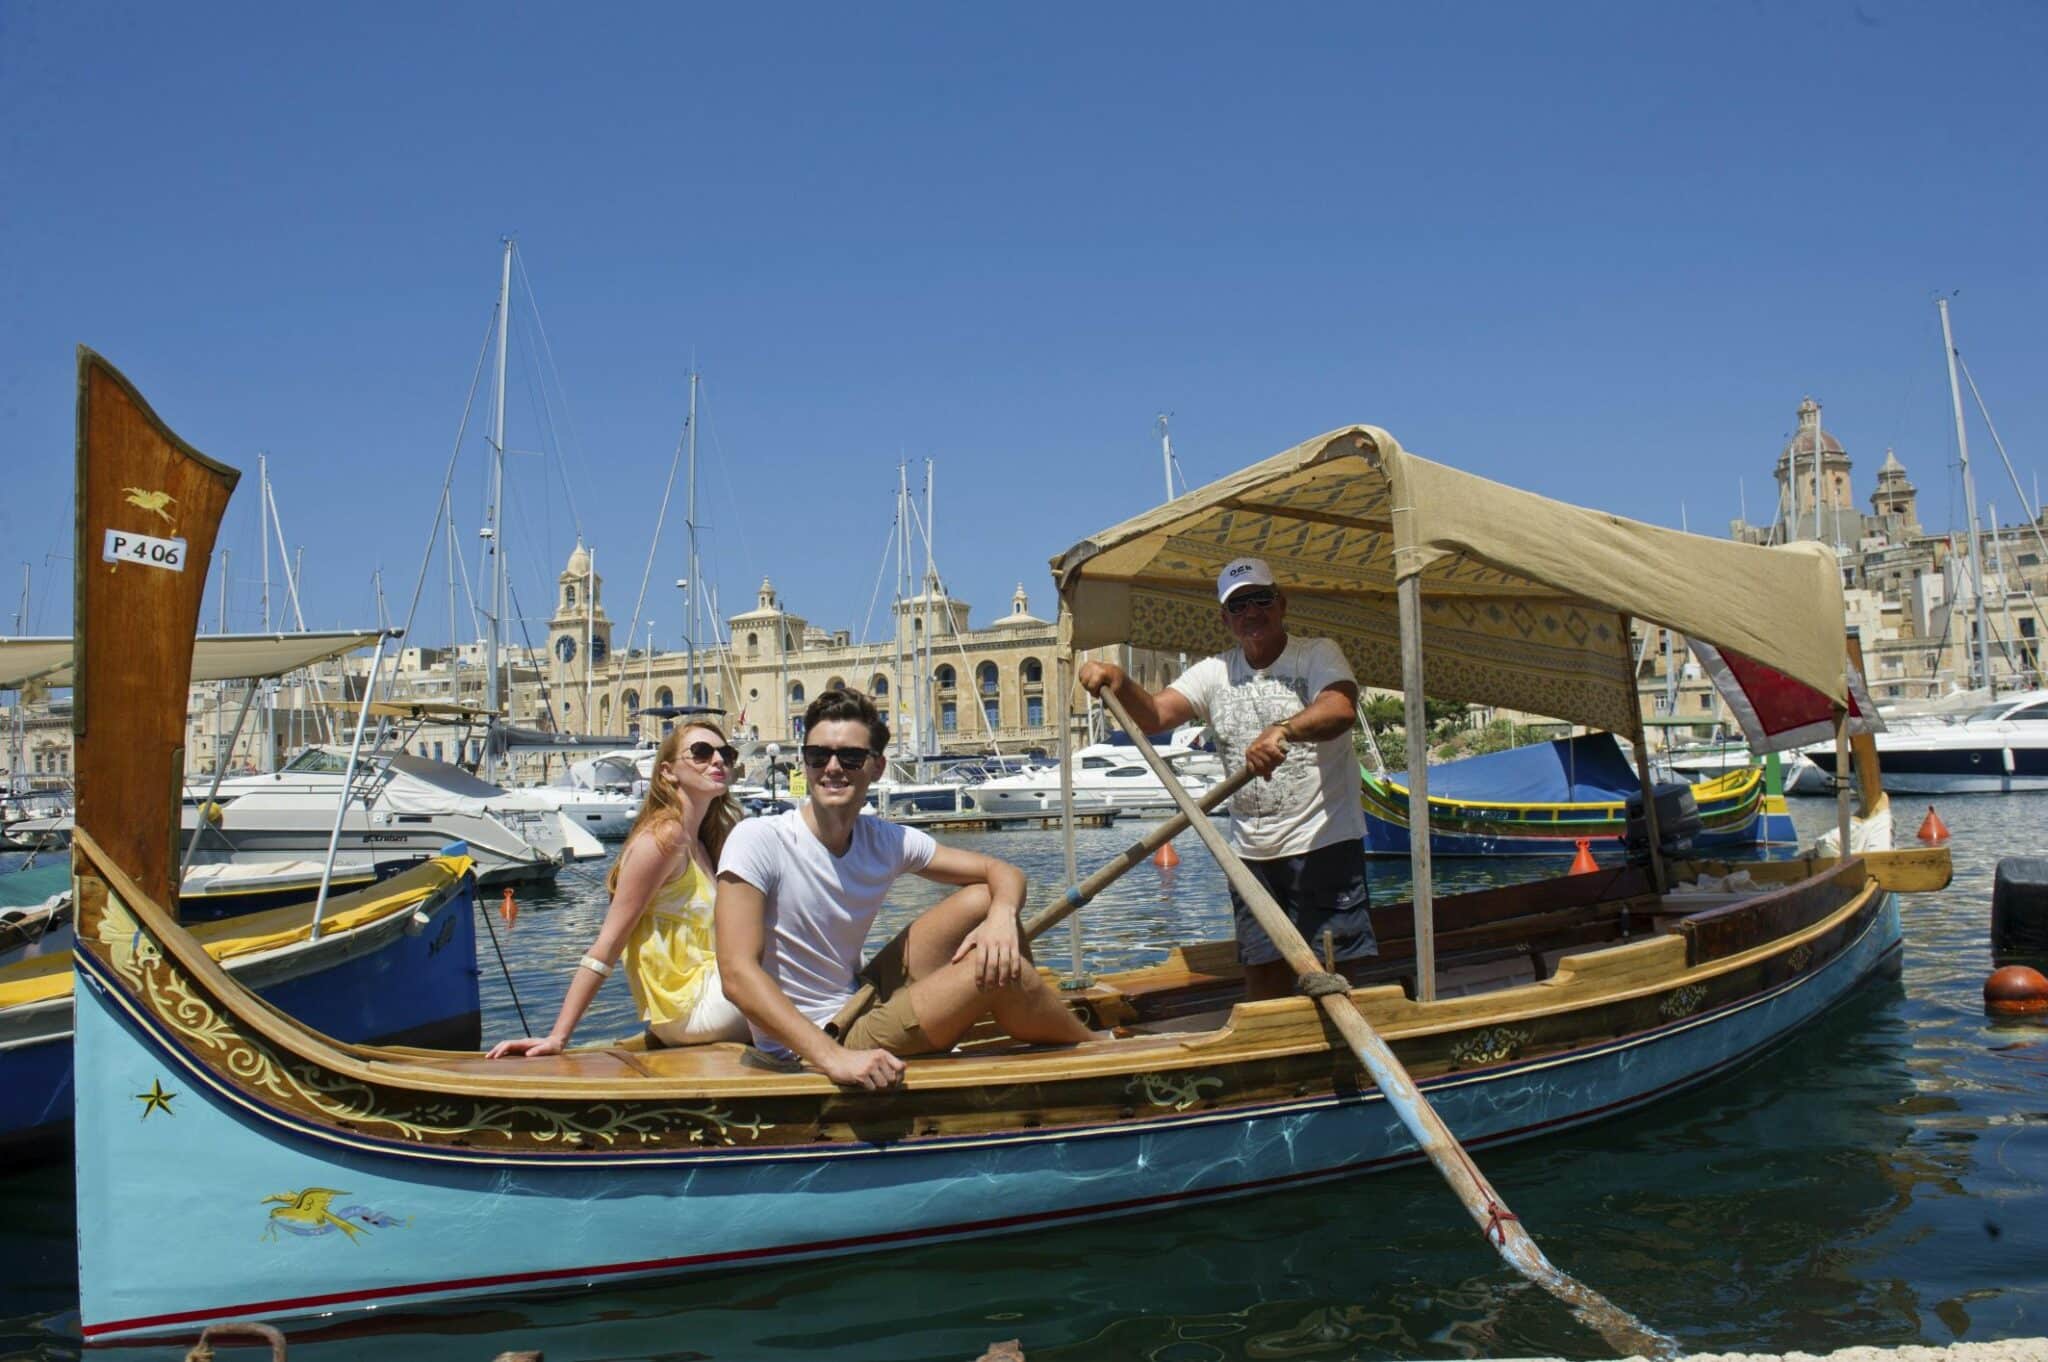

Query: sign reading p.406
102 528 188 572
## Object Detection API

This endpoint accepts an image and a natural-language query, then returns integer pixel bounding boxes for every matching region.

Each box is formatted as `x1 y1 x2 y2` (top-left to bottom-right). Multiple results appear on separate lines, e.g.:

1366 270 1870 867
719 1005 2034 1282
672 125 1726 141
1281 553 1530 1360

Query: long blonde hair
605 721 741 895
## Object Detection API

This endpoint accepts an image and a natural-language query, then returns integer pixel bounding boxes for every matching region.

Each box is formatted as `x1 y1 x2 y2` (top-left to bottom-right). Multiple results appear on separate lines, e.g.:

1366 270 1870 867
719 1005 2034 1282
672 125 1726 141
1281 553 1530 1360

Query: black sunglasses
801 745 876 771
1224 588 1278 615
683 741 739 765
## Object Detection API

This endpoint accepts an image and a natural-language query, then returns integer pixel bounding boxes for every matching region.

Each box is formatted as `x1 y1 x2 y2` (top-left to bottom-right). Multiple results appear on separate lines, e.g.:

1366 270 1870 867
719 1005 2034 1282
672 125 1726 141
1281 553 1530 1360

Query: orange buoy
1918 805 1950 843
1568 838 1599 875
1984 964 2048 1017
500 886 517 923
1153 840 1180 868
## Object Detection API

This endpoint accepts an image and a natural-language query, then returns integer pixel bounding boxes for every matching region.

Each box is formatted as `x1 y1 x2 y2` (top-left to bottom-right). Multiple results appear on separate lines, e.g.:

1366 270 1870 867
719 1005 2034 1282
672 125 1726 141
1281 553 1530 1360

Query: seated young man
715 688 1094 1089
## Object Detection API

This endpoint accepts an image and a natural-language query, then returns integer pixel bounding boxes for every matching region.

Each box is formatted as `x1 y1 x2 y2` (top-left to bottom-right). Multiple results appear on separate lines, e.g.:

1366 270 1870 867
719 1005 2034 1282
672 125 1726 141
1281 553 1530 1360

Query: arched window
598 696 612 727
826 676 846 692
935 664 956 690
622 689 639 711
691 684 707 705
870 673 890 696
1020 657 1043 685
565 584 577 608
746 632 759 657
977 662 998 695
656 688 674 707
790 682 806 703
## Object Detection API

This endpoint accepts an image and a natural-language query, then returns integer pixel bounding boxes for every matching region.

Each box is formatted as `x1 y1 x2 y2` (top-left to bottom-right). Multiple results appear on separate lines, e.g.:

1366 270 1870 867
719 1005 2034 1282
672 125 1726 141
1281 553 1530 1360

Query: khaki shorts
836 925 949 1056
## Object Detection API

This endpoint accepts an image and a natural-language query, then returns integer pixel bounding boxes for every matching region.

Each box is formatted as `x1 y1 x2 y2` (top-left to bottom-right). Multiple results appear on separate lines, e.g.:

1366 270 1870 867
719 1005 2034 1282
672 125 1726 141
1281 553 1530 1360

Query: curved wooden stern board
72 349 240 928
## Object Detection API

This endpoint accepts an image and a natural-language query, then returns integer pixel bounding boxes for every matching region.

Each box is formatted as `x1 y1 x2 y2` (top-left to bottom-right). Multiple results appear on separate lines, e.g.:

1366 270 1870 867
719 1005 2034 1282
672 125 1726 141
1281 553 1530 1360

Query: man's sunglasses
683 741 739 765
802 745 876 771
1224 588 1279 615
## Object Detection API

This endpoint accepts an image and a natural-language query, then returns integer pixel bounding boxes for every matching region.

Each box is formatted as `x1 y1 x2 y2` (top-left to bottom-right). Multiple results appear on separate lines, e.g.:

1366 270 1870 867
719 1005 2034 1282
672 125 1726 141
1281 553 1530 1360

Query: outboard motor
1625 781 1701 862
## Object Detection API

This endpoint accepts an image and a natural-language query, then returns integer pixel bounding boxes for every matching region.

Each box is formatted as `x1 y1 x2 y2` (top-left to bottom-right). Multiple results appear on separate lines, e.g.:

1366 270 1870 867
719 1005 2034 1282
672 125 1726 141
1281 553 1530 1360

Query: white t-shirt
717 807 937 1051
1168 635 1367 860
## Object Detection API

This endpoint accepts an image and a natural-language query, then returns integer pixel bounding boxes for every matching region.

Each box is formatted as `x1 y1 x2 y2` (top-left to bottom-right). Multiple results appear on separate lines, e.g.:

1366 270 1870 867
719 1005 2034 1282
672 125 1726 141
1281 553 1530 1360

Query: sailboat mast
1159 413 1174 500
584 548 595 729
259 454 275 770
924 459 937 767
891 461 907 768
685 371 699 708
485 238 513 758
1939 297 1995 692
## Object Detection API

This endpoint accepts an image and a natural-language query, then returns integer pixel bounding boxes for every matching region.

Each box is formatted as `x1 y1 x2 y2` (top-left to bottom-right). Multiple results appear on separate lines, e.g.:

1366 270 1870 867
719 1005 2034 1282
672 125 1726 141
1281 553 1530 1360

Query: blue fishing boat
69 400 1942 1343
1360 733 1798 857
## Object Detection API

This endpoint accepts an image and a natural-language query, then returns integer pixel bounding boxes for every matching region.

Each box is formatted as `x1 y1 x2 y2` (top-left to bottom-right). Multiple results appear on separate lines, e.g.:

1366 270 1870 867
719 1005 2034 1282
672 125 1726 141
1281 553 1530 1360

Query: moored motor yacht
1804 688 2048 794
967 742 1215 816
183 746 603 885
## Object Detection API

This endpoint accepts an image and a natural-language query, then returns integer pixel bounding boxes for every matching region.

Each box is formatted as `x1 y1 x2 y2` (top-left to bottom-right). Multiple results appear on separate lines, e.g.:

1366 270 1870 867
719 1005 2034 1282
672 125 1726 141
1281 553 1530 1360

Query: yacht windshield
282 749 354 774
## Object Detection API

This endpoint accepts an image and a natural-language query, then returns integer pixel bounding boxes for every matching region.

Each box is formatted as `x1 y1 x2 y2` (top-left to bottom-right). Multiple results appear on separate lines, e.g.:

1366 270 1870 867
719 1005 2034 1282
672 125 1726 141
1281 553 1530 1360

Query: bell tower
546 540 612 727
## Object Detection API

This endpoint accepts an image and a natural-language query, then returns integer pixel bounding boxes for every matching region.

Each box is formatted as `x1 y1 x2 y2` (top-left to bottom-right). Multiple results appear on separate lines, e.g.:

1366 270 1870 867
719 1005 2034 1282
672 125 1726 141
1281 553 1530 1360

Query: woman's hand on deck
486 1035 566 1060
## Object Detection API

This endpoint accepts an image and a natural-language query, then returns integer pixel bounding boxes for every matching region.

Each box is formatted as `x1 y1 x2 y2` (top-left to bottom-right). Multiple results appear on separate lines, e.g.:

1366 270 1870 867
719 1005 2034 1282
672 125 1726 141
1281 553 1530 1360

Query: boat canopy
0 630 383 690
1392 733 1642 804
1052 426 1849 737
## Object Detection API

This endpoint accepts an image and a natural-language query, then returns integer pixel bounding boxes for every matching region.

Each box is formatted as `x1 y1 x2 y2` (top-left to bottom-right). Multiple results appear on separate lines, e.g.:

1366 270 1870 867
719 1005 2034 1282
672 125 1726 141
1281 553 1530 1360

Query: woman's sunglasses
1224 588 1278 615
683 741 739 765
801 745 875 771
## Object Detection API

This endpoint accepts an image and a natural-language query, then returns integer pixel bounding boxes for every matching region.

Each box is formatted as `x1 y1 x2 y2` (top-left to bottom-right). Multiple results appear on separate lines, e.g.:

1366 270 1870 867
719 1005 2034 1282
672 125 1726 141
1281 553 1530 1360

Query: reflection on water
6 799 2048 1358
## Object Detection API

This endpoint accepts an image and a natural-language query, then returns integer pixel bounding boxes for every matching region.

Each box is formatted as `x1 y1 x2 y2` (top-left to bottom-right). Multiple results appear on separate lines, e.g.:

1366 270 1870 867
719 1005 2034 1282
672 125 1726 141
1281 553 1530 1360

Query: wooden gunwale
77 822 1886 1156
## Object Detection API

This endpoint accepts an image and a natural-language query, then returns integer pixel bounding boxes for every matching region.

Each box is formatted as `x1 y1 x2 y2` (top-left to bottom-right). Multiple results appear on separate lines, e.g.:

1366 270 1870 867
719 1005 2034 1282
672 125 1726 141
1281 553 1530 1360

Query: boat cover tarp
1052 426 1850 737
0 631 381 689
1391 733 1640 804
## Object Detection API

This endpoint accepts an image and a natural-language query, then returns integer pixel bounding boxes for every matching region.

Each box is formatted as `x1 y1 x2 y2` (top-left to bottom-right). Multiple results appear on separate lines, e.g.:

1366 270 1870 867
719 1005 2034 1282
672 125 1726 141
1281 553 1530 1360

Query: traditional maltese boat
1359 733 1796 858
71 377 1945 1344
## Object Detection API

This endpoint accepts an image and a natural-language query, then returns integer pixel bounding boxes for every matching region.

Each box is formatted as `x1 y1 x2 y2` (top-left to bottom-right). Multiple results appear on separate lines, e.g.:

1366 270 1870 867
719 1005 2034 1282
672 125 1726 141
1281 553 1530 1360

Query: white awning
0 631 382 689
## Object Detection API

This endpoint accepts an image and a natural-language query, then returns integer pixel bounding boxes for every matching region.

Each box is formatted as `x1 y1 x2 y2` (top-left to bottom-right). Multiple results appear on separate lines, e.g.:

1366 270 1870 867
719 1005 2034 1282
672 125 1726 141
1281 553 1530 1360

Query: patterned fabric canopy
1051 426 1847 735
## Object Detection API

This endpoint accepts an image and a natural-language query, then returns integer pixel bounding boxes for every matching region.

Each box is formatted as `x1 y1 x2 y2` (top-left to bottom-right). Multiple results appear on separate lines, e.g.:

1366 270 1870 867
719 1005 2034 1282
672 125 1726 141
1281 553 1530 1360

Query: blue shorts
1229 839 1376 967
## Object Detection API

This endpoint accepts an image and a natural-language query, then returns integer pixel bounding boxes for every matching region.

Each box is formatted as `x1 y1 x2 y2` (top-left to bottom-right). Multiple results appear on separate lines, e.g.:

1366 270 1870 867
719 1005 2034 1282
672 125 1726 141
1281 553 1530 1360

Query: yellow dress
622 857 719 1029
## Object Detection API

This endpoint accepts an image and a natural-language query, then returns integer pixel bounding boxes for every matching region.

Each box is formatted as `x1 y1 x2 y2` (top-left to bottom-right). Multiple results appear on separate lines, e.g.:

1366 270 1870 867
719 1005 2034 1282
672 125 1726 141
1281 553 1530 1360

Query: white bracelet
579 955 611 978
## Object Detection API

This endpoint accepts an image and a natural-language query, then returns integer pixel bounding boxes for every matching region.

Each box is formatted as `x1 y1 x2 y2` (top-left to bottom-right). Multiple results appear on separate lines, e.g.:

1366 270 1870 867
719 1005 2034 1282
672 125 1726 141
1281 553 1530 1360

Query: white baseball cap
1215 557 1276 603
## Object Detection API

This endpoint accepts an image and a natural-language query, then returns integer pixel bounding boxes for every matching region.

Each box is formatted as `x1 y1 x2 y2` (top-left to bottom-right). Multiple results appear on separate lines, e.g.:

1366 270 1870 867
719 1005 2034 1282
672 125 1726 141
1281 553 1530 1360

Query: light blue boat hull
75 890 1899 1342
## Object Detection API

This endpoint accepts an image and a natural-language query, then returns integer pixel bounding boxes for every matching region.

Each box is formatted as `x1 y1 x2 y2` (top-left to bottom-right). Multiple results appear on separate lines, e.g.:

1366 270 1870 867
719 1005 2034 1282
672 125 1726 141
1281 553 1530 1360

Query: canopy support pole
1834 708 1852 858
312 630 396 941
1622 618 1666 896
1056 611 1086 983
1396 575 1436 1002
180 682 259 881
1845 635 1883 818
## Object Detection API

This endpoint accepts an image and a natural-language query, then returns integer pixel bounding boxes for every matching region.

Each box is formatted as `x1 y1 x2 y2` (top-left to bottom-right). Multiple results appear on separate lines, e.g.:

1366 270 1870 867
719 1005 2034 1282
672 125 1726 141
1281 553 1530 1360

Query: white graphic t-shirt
1168 636 1366 860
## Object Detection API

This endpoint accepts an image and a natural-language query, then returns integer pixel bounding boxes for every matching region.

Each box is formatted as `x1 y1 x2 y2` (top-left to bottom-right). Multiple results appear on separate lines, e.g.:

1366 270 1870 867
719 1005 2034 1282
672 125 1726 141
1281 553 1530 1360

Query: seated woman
488 721 750 1058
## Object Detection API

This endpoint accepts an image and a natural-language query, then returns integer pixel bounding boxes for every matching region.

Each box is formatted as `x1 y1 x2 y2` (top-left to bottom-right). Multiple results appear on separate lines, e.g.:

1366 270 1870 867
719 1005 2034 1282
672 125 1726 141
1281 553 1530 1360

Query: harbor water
3 797 2045 1360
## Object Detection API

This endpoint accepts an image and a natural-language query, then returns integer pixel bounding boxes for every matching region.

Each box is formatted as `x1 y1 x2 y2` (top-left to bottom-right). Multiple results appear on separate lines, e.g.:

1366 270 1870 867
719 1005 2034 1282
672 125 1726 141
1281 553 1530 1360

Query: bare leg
899 960 1094 1051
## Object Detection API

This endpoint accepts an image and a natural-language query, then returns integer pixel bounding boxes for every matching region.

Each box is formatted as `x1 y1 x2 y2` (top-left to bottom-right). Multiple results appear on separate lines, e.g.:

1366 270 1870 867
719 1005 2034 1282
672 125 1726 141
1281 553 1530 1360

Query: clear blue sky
5 3 2045 651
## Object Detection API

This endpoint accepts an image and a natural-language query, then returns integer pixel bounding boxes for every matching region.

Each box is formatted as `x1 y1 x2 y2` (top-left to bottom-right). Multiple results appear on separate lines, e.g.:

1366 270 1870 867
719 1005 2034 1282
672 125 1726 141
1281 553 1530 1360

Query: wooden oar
1099 691 1676 1360
826 765 1257 1037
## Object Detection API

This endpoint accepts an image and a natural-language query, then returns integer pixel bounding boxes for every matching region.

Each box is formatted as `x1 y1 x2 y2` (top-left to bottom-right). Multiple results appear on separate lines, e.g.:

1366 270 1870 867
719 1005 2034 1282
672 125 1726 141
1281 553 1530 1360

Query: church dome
1778 396 1845 461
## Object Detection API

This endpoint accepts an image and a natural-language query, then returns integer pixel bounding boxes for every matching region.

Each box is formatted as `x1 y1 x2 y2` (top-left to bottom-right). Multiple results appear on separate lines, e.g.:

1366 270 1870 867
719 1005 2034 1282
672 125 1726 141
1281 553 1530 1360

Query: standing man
715 688 1094 1090
1079 557 1371 1001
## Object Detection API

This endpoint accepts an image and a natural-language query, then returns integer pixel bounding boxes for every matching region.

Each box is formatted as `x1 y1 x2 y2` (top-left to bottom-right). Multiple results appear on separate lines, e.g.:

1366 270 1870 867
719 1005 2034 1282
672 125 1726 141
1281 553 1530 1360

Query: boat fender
405 908 433 935
1568 838 1599 875
500 887 517 923
1984 964 2048 1017
199 800 224 825
439 840 470 858
1992 857 2048 959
